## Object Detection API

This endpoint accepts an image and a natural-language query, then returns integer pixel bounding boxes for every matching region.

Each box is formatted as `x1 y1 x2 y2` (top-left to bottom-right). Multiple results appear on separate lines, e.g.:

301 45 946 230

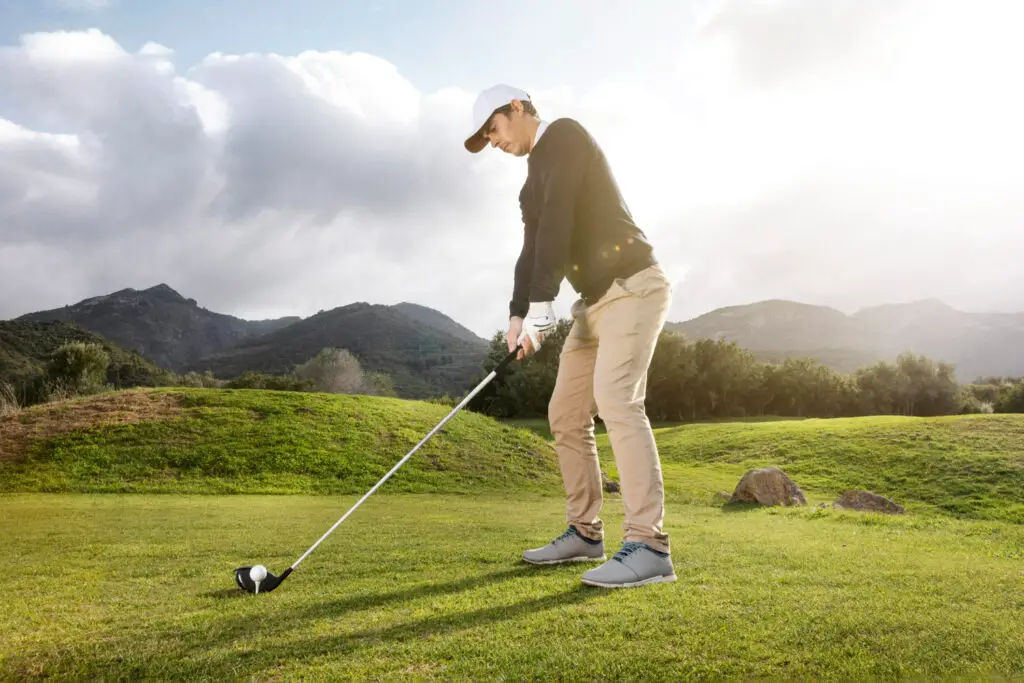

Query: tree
995 383 1024 413
293 347 395 396
468 319 572 418
46 342 110 395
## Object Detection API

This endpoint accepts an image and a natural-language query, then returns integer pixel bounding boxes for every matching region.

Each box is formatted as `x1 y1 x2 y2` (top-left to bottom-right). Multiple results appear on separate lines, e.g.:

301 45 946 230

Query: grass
0 388 561 494
2 493 1023 680
631 415 1024 523
511 413 1024 523
4 389 1024 678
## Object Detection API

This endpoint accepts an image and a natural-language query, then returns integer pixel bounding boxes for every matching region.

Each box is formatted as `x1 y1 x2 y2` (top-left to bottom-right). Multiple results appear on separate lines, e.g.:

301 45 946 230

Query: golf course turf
2 388 1023 679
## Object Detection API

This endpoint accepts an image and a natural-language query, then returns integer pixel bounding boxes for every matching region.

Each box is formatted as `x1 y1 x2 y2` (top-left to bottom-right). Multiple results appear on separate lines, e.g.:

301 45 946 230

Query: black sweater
510 117 657 319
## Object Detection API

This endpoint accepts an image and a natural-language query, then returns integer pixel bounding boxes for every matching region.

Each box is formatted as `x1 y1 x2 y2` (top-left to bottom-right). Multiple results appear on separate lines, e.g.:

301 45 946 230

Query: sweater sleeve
529 122 591 303
509 217 536 319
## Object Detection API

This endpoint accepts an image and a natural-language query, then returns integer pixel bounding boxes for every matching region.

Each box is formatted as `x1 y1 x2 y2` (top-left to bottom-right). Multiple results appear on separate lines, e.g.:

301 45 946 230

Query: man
464 84 675 589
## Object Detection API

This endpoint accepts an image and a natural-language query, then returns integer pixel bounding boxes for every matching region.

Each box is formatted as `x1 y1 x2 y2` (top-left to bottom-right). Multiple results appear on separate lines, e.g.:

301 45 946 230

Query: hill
16 284 300 372
0 387 559 492
667 298 1024 381
390 302 486 344
595 413 1024 524
4 387 1023 525
0 320 172 392
189 303 489 398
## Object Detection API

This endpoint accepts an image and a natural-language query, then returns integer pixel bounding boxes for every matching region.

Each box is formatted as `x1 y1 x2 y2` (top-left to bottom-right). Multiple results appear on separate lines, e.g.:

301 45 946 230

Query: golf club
234 344 524 594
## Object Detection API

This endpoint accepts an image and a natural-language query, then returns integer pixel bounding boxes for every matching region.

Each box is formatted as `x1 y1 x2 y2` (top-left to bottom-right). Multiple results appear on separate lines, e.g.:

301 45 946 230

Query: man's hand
517 302 556 357
507 316 525 360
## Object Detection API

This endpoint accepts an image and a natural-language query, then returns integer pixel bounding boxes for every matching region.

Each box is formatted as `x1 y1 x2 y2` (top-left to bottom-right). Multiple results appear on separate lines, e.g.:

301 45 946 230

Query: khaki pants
548 264 672 554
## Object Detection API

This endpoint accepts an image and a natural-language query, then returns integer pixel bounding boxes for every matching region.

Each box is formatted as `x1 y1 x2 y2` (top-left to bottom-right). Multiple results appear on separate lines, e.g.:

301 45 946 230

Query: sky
1 0 1022 339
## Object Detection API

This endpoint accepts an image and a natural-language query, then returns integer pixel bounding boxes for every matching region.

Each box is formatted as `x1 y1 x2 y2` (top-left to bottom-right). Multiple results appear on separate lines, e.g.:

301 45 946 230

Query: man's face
484 101 531 157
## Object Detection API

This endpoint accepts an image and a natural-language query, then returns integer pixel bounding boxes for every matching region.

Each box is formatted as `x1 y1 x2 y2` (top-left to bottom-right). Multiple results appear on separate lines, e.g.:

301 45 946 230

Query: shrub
225 371 314 392
0 382 19 417
46 342 110 396
293 348 396 396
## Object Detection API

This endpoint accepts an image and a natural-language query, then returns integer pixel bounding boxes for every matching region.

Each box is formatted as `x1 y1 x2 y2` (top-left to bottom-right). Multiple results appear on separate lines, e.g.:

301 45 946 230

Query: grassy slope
514 414 1024 524
5 390 1024 524
1 494 1023 680
0 388 561 494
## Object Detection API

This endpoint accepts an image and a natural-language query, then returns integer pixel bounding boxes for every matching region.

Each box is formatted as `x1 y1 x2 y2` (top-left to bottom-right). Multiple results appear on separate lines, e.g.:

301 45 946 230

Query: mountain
667 299 1024 381
16 284 301 372
189 302 490 398
0 320 172 390
390 302 487 344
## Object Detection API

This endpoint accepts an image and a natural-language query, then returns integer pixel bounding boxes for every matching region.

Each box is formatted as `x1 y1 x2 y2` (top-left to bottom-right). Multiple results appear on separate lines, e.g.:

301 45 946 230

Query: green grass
1 388 561 494
618 415 1024 523
5 391 1024 678
511 413 1024 524
2 494 1023 680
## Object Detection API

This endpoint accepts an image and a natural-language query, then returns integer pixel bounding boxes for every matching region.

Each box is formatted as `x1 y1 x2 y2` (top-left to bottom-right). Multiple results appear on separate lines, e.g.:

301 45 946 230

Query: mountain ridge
15 284 301 372
10 284 1024 389
667 298 1024 381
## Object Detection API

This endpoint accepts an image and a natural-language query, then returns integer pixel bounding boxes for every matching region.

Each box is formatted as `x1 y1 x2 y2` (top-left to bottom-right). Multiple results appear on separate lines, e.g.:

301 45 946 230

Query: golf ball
250 565 267 582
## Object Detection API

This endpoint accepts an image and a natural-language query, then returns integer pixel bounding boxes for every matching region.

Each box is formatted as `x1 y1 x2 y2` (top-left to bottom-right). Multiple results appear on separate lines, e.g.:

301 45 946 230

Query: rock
833 490 904 514
601 470 620 494
730 466 807 506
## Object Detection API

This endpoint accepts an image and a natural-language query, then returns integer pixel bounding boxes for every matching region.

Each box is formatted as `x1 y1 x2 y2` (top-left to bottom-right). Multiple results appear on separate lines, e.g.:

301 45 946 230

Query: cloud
45 0 112 11
1 0 1023 345
0 29 529 335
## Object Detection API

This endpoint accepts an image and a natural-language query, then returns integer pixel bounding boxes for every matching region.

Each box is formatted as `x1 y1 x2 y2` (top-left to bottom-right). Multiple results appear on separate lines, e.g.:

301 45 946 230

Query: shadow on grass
181 565 604 678
719 501 766 514
204 564 538 607
196 579 602 678
8 564 605 680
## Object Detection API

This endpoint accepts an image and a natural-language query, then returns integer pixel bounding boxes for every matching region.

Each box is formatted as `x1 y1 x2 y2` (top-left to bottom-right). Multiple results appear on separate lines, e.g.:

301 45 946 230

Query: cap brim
464 129 487 153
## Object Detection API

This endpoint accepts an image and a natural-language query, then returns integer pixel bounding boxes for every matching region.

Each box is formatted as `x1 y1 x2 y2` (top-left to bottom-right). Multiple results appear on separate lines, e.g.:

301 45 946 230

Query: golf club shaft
288 346 522 570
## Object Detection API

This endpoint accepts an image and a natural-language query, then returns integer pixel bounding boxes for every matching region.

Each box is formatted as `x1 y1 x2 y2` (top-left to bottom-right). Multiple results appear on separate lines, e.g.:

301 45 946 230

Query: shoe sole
522 554 607 566
581 573 677 589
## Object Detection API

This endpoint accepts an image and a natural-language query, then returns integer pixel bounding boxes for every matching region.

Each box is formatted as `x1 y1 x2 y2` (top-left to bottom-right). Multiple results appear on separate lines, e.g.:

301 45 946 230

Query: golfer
464 85 675 588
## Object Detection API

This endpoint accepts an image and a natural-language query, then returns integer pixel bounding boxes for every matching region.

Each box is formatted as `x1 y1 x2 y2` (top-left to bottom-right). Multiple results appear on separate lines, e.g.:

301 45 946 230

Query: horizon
1 0 1022 337
6 280 1021 340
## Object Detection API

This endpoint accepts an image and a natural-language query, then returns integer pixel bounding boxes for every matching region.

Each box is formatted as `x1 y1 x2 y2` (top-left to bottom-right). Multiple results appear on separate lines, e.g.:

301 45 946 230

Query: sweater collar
530 119 550 154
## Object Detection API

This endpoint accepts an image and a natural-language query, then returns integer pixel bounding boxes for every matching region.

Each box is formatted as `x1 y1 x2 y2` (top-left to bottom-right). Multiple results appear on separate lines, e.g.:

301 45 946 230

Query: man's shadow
183 562 602 676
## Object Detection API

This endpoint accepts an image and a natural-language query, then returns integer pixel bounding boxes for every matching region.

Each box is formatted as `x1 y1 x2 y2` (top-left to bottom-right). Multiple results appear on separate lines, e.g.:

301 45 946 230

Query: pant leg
589 265 673 553
547 299 603 541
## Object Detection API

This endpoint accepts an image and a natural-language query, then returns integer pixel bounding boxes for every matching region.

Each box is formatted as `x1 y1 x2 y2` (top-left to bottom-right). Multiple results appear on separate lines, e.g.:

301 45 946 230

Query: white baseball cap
463 84 532 153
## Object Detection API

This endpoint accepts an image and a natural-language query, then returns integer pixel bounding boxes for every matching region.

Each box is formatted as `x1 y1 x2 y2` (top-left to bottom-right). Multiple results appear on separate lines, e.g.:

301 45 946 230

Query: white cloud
45 0 112 10
1 0 1023 343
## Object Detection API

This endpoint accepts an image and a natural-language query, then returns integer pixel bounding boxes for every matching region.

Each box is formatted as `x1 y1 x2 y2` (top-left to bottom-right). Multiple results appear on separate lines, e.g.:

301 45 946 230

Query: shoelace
554 527 577 544
612 541 646 562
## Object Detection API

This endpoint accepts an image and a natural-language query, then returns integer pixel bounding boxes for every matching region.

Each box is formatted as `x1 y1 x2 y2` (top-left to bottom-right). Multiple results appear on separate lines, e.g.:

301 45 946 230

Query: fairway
3 493 1024 680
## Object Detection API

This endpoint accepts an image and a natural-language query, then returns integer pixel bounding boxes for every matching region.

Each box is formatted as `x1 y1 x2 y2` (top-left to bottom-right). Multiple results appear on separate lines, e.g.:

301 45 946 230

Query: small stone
832 490 904 514
601 470 620 494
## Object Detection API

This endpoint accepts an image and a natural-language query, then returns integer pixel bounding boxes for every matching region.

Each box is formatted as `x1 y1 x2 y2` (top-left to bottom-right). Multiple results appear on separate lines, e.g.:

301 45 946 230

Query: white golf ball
249 565 267 582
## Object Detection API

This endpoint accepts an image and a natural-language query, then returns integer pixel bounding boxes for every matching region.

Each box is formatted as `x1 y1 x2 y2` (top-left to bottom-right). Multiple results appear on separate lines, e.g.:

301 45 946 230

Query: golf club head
234 566 292 594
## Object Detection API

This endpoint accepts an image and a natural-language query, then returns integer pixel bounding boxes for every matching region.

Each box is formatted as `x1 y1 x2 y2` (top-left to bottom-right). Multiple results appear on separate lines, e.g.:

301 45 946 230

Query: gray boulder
730 466 807 506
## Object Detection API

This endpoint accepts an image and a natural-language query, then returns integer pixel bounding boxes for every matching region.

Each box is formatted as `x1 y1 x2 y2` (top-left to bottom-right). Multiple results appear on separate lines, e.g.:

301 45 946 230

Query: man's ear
509 99 525 115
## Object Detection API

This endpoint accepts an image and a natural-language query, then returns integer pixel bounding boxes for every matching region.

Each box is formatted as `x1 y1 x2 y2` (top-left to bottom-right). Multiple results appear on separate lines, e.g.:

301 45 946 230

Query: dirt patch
0 389 183 463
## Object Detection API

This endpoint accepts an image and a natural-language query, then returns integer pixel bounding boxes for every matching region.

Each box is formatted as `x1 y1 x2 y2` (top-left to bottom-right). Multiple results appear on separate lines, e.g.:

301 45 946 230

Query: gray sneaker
580 541 676 588
522 526 606 565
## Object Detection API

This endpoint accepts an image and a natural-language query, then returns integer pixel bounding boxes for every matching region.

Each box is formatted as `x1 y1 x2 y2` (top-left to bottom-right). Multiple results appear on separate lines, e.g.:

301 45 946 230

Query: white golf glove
517 301 557 353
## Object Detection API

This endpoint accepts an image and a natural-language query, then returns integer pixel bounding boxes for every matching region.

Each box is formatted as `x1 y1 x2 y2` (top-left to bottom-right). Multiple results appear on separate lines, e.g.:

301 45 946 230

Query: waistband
581 255 658 306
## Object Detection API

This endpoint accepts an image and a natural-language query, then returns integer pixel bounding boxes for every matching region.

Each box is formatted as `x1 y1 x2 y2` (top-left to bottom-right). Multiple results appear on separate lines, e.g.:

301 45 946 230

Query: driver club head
234 566 292 594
